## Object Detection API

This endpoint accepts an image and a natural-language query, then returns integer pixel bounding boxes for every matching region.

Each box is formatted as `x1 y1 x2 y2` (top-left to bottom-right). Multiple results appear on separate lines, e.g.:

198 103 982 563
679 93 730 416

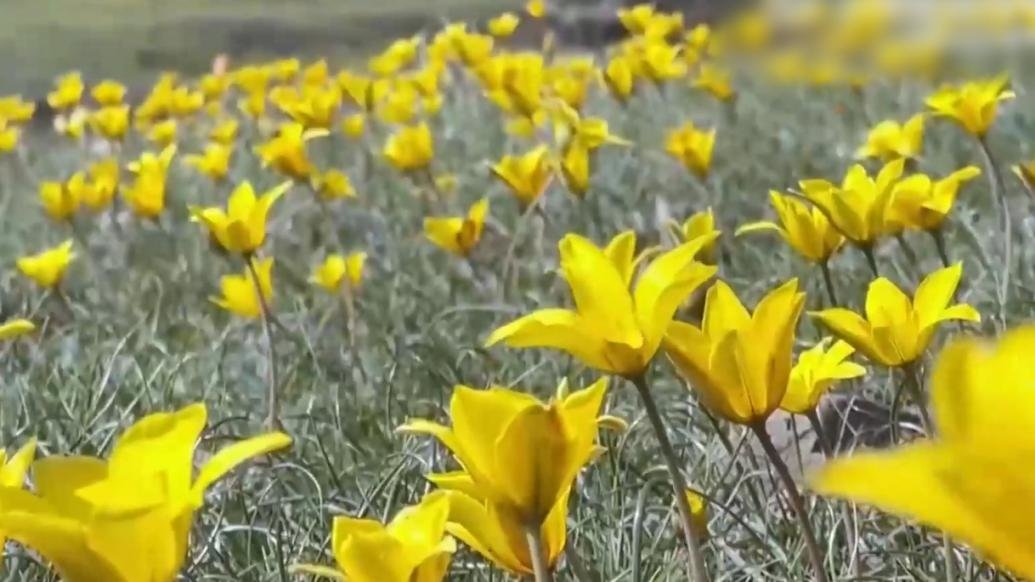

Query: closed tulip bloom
675 207 720 264
83 158 119 211
640 40 686 82
811 263 979 367
212 258 274 319
424 198 489 257
889 166 981 232
190 181 289 255
488 230 718 378
801 159 905 247
664 279 806 424
398 378 610 573
255 123 328 181
39 180 79 222
293 492 454 582
89 105 130 141
488 12 520 37
492 145 553 208
925 75 1014 137
560 142 591 197
0 403 290 582
17 240 75 289
856 114 925 161
46 71 83 111
310 252 366 293
184 143 232 183
124 145 176 219
780 339 866 414
812 326 1035 580
312 169 356 200
91 80 127 106
665 122 715 179
384 122 434 172
736 190 845 263
0 318 36 341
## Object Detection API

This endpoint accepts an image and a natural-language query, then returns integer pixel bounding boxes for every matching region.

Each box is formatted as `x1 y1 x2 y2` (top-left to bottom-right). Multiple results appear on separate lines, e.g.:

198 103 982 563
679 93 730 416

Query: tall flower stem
629 375 710 582
807 410 860 577
818 260 839 307
860 245 880 278
751 422 829 582
524 524 554 582
976 136 1010 330
246 255 280 430
930 229 952 268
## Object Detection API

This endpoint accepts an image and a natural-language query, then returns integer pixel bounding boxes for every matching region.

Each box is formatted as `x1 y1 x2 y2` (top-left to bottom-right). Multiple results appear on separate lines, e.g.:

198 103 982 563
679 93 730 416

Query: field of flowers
1 0 1035 580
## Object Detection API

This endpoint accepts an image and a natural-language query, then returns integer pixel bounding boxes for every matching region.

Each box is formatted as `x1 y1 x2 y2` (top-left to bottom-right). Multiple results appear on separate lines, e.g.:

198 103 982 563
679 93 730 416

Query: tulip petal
191 431 291 505
443 491 529 574
810 308 884 364
702 280 749 339
486 308 615 372
0 438 36 488
558 234 641 347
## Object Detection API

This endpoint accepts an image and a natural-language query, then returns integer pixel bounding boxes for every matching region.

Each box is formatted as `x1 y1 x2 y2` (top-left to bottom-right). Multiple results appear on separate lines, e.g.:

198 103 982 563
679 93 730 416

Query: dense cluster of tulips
2 0 1035 580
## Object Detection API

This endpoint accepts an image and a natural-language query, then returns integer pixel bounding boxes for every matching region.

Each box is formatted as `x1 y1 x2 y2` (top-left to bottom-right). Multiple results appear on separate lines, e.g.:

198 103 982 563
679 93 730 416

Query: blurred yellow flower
925 75 1014 137
692 64 735 102
184 143 233 183
811 263 979 367
190 181 290 255
310 252 367 293
82 158 119 211
675 207 720 263
213 257 274 318
665 121 716 179
664 279 806 424
55 108 87 140
801 159 905 247
736 191 845 264
424 198 489 257
278 85 341 129
384 122 434 172
340 113 366 139
0 319 36 341
209 119 239 145
255 123 327 181
124 145 176 219
91 80 127 106
856 114 925 161
0 119 19 153
398 378 610 574
89 105 130 141
147 119 178 148
39 180 80 222
889 166 981 232
640 40 687 82
488 230 717 378
526 0 546 19
0 403 289 582
603 55 636 103
488 12 520 37
780 339 866 414
812 326 1035 580
46 71 84 111
292 491 454 582
238 90 267 120
0 95 35 123
369 37 421 77
17 240 75 289
492 145 553 208
312 169 356 200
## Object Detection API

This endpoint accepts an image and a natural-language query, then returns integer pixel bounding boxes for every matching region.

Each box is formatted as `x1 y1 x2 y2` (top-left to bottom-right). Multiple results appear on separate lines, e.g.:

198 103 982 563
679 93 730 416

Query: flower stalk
247 255 280 429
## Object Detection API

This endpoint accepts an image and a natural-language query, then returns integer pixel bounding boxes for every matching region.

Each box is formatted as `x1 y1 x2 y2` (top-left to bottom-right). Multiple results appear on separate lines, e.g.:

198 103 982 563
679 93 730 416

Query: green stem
860 245 880 277
931 229 952 269
819 260 839 307
524 523 554 582
246 255 280 430
976 136 1010 330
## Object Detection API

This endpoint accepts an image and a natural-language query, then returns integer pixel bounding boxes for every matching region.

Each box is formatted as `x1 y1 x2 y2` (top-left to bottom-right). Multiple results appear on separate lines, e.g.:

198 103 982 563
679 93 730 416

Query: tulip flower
888 166 981 233
800 158 905 251
90 79 126 106
0 120 18 154
488 12 520 37
46 71 83 111
184 143 232 183
488 230 716 379
209 119 239 145
39 180 80 222
55 108 87 141
0 318 36 341
147 119 178 148
691 64 735 102
17 240 75 289
526 0 546 18
0 403 290 582
673 208 720 264
424 198 489 257
293 492 454 582
82 158 119 211
123 145 176 219
856 114 925 161
665 122 716 179
190 181 289 255
255 123 328 181
559 143 591 197
0 438 36 557
312 169 356 200
238 88 268 122
492 145 553 208
340 113 366 139
812 326 1035 581
279 86 341 130
811 263 979 368
398 378 610 575
780 339 866 414
384 122 435 172
925 75 1014 137
736 191 845 264
89 105 130 141
311 252 366 293
603 55 636 103
212 258 274 319
0 95 35 123
639 40 687 82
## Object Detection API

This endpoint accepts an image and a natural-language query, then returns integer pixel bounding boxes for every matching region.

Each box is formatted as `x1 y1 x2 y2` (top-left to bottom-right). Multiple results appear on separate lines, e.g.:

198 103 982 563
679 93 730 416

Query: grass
1 24 1035 582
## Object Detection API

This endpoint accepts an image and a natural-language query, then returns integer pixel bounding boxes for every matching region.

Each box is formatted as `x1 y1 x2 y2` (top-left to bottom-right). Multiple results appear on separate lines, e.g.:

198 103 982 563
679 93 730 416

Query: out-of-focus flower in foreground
925 75 1015 137
212 258 274 319
425 198 489 257
190 181 290 255
780 339 866 414
812 326 1035 581
17 240 75 289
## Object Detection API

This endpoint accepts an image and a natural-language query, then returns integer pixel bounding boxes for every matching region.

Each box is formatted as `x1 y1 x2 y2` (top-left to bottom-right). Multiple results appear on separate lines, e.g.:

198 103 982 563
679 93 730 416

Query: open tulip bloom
800 158 905 250
737 191 845 264
0 403 290 582
190 180 291 255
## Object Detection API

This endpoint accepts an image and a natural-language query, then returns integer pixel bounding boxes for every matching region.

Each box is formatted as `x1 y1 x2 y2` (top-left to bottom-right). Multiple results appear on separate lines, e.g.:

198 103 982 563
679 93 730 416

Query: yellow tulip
603 55 636 103
559 142 591 196
337 70 375 111
302 59 330 87
293 491 454 582
675 207 720 264
82 158 119 211
488 230 717 378
664 279 806 424
665 121 715 179
526 0 546 19
398 378 610 574
617 4 657 35
278 85 341 130
55 108 88 141
310 252 367 293
0 95 35 123
368 37 421 78
190 181 289 255
0 439 36 561
639 40 686 82
91 80 127 106
39 180 80 222
89 105 130 141
780 339 866 414
255 123 327 181
0 318 36 341
856 114 925 161
925 75 1015 137
238 90 267 121
312 169 356 201
340 113 366 139
200 72 230 102
212 258 274 319
491 145 553 208
46 71 83 111
209 119 239 145
184 143 233 183
0 403 289 582
888 167 981 232
17 240 75 289
488 12 520 37
736 190 845 264
812 326 1035 581
0 120 18 154
124 145 176 219
424 198 489 257
800 159 905 247
811 263 980 368
146 119 177 148
384 122 435 172
691 64 735 102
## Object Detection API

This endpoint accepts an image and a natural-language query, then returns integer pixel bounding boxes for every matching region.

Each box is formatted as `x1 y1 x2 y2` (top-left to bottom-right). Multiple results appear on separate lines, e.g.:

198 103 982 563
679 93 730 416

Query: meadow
1 1 1035 581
